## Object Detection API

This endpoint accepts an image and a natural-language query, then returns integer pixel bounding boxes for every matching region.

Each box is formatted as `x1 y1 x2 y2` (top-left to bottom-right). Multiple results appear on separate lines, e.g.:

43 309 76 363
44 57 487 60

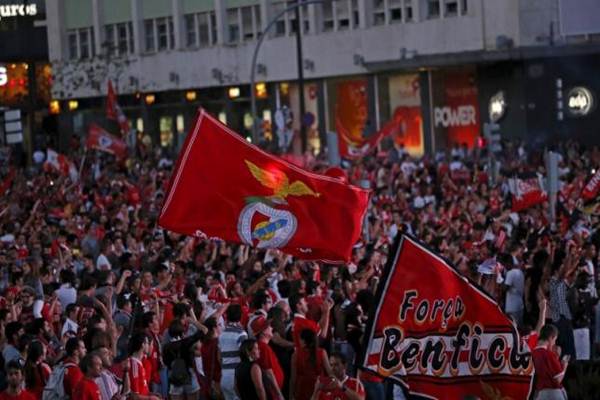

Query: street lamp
250 0 328 150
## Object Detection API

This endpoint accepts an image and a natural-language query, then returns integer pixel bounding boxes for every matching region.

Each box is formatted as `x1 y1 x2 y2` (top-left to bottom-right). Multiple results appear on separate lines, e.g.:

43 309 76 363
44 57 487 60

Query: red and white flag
159 108 370 262
45 149 78 182
86 123 128 160
359 235 534 400
508 173 547 212
106 81 131 137
337 116 401 160
582 169 600 201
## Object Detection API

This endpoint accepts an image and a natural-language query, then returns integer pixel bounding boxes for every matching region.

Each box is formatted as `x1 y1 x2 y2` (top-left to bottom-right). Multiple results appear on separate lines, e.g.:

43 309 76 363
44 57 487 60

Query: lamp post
250 0 327 149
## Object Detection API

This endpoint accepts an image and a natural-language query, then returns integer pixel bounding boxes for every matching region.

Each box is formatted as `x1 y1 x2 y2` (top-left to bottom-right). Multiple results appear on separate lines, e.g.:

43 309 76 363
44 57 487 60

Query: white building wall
46 0 542 99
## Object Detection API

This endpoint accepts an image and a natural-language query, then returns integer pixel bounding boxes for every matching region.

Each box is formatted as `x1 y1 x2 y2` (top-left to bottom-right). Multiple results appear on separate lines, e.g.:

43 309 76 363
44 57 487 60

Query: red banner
359 236 534 400
159 109 370 262
582 169 600 201
509 174 548 212
86 123 128 160
106 81 131 137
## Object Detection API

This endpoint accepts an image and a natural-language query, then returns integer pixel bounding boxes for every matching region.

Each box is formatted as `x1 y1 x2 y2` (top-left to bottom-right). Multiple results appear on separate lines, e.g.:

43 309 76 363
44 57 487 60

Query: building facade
45 0 600 155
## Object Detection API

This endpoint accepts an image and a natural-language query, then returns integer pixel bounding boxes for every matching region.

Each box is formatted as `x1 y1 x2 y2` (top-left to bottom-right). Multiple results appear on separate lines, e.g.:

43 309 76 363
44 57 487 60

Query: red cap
250 316 270 337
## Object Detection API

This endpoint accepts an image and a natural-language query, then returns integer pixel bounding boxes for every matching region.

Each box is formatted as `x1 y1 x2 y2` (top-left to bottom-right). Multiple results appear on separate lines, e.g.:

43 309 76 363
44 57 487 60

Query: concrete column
307 3 317 34
213 0 226 45
46 0 65 61
171 0 183 49
131 0 143 55
91 0 103 56
358 0 370 29
259 0 269 32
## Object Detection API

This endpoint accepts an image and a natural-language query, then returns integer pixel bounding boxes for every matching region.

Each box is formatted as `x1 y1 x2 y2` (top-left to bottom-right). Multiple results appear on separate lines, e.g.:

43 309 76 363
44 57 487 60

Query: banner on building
159 108 370 262
389 74 424 155
359 235 534 400
335 79 368 144
433 70 480 148
509 173 548 212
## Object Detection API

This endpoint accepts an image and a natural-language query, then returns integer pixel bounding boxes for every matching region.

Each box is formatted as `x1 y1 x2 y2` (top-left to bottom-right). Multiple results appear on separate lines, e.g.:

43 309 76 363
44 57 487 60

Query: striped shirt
548 276 572 321
218 323 248 371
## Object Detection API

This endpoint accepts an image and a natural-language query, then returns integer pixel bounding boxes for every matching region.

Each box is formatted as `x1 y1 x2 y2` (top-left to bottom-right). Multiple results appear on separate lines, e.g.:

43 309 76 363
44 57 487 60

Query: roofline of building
364 43 600 73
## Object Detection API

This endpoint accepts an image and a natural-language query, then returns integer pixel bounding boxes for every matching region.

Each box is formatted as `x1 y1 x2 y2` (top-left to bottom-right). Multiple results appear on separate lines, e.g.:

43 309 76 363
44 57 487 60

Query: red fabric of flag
582 169 600 201
509 174 547 212
106 81 131 137
159 109 370 262
337 116 400 160
86 123 128 160
359 235 534 400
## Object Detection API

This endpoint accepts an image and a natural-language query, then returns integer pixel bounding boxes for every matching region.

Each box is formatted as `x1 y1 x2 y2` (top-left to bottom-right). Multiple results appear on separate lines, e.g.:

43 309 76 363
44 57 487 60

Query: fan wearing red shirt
289 294 333 349
127 332 161 400
250 316 285 400
311 353 365 400
72 354 102 400
532 324 569 399
63 338 87 398
0 360 36 400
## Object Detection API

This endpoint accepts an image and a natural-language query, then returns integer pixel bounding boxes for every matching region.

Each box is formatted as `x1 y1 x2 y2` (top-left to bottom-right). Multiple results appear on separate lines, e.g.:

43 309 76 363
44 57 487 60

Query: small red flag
45 149 78 182
106 81 131 137
159 109 370 262
86 123 128 160
359 235 534 400
509 173 547 212
337 116 400 160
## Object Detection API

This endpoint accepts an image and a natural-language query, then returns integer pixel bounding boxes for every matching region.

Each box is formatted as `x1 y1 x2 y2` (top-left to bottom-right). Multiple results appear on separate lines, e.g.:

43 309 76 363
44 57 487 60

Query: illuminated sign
488 91 507 122
434 105 477 128
0 4 37 20
567 87 594 116
0 67 6 86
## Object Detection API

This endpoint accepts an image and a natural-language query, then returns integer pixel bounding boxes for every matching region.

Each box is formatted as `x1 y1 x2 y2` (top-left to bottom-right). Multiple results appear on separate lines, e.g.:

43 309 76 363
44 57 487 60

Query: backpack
169 357 191 387
42 362 76 400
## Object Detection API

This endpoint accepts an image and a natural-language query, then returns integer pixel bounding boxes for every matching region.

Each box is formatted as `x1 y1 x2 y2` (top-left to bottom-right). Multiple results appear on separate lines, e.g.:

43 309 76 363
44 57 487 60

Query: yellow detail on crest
245 160 320 203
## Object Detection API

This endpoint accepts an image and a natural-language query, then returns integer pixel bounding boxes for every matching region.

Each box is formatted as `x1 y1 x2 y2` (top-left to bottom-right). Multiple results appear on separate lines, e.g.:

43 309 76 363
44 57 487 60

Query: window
144 20 155 51
68 31 78 59
104 22 134 56
322 2 334 31
461 0 468 14
227 9 240 43
66 27 95 60
184 11 217 48
404 0 414 21
322 0 358 32
373 0 386 25
184 14 197 47
427 0 441 18
389 0 402 22
241 6 261 40
335 0 351 30
144 17 174 52
272 1 308 36
445 0 458 16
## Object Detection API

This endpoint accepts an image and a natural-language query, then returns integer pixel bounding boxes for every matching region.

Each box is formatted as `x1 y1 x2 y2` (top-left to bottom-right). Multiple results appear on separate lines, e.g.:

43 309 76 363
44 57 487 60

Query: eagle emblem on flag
237 160 320 248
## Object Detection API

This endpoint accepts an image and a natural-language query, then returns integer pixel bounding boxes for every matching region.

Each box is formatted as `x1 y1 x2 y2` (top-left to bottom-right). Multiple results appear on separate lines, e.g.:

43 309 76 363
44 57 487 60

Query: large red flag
86 123 128 160
106 81 131 137
159 109 370 262
359 235 534 400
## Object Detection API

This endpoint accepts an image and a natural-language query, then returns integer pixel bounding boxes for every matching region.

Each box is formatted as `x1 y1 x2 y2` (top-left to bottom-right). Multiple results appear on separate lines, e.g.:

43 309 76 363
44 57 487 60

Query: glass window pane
68 32 78 59
145 20 155 51
322 3 333 31
157 18 168 50
168 17 174 48
198 13 209 46
185 14 197 47
128 22 134 52
227 9 239 42
79 30 89 58
242 7 254 40
210 12 217 44
104 25 115 55
118 23 128 54
428 0 441 18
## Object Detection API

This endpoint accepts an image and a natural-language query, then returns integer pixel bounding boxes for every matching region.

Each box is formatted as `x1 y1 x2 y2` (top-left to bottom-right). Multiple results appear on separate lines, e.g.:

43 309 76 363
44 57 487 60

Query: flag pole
78 149 88 177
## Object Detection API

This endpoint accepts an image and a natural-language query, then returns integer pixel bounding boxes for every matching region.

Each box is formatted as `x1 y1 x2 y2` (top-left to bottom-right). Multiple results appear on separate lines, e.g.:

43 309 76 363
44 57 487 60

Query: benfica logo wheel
237 202 297 249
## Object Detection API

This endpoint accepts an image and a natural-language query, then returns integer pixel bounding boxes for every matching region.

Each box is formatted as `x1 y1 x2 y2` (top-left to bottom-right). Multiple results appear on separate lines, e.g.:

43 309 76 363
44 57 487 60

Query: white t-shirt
504 268 525 313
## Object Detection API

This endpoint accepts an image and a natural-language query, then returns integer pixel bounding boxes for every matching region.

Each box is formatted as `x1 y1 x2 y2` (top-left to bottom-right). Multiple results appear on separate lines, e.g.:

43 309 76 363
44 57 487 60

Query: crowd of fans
0 135 597 400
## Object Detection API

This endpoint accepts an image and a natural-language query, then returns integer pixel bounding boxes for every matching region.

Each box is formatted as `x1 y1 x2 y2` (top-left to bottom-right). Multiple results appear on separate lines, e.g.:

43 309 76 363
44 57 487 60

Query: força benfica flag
582 169 600 201
86 123 128 160
359 235 533 400
159 108 370 262
106 81 131 137
337 116 400 160
508 173 548 212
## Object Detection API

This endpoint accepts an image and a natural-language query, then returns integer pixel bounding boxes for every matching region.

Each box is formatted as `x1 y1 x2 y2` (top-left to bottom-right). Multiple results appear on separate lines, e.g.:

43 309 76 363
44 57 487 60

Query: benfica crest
99 135 113 148
237 160 319 249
